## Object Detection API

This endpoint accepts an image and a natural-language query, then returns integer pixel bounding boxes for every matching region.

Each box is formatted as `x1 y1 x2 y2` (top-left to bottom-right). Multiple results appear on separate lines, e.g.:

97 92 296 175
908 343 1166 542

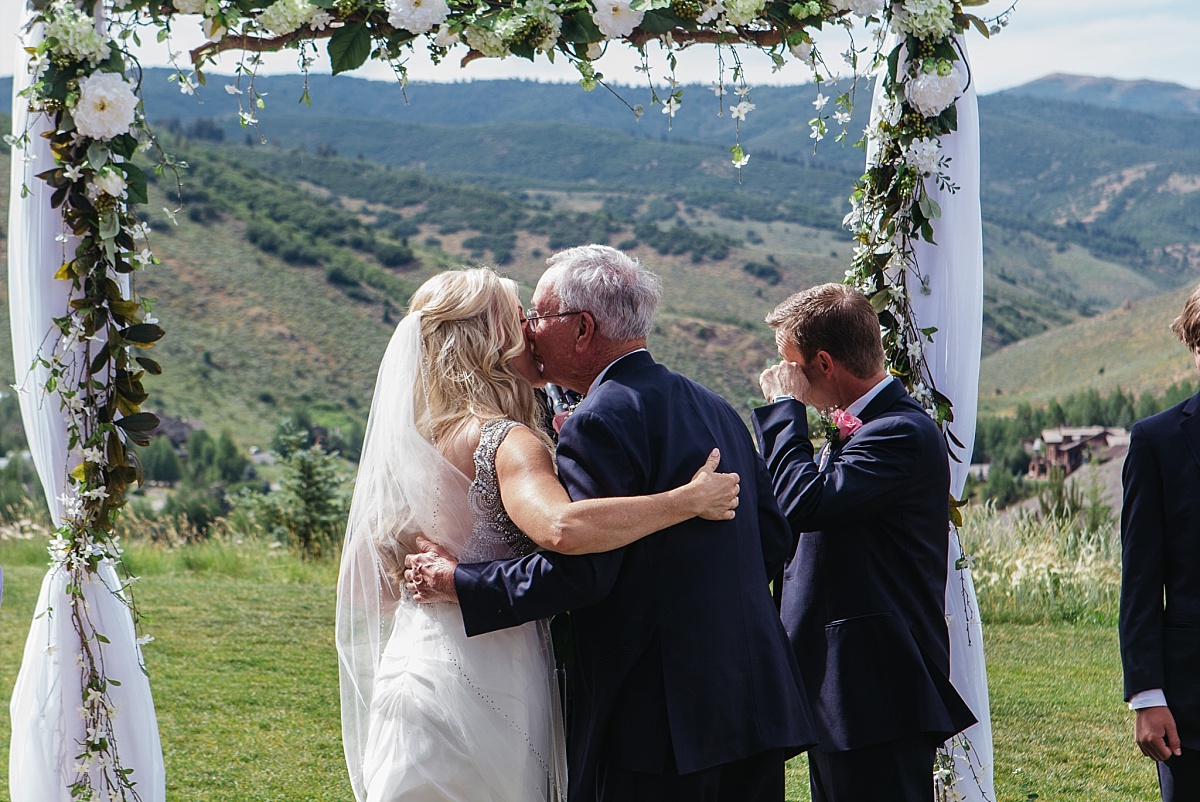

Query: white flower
732 152 750 168
812 92 828 111
709 81 723 97
309 11 333 30
904 64 962 118
695 0 723 23
92 168 128 199
202 17 227 41
136 634 155 646
44 4 112 65
433 23 460 47
259 0 321 35
903 135 941 175
891 0 954 38
790 39 816 69
63 163 84 181
729 100 755 121
833 110 852 125
82 446 105 464
173 0 208 12
661 97 681 118
131 221 151 240
848 0 882 16
385 0 451 34
723 0 764 26
592 0 643 39
73 72 139 141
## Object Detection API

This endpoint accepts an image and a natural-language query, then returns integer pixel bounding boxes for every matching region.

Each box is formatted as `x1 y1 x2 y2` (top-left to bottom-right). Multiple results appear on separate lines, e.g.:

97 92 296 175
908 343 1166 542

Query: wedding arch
9 0 1000 799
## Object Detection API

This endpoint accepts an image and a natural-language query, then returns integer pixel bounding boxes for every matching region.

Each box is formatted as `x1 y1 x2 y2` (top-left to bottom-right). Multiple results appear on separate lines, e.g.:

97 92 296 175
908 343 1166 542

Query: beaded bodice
461 419 539 563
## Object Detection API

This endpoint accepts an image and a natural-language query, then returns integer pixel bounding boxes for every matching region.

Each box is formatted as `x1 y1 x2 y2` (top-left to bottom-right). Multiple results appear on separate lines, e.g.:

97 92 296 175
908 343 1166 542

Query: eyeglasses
524 308 583 332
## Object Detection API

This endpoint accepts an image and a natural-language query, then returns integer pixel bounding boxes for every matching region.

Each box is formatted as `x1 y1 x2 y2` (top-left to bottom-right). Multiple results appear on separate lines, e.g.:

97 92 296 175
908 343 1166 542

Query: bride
336 267 740 802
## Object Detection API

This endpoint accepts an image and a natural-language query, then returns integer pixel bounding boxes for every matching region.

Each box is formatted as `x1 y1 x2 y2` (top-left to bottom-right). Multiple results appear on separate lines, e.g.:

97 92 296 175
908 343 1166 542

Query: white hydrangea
591 0 643 39
463 25 509 58
259 0 321 35
891 0 954 39
433 23 461 47
73 72 139 141
44 3 112 66
172 0 208 13
723 0 764 26
519 0 563 51
386 0 451 34
903 136 941 175
904 61 962 117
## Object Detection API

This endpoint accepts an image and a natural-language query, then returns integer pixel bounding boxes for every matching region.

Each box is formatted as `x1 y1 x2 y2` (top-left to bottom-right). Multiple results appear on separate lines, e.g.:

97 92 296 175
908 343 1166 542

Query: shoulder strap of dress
473 418 523 481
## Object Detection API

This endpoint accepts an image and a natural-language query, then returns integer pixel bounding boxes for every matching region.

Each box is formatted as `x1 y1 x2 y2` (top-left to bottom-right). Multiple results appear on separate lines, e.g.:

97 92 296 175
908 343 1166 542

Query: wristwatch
770 394 795 404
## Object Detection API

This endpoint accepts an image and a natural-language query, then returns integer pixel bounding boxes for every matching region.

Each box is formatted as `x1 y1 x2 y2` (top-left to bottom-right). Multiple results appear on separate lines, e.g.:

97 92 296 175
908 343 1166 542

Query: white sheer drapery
8 9 165 802
870 37 994 800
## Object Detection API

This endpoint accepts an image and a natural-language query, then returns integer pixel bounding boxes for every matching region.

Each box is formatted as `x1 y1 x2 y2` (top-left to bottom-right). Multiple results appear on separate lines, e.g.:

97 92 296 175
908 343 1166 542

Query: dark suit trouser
1159 748 1200 802
597 749 786 802
808 736 935 802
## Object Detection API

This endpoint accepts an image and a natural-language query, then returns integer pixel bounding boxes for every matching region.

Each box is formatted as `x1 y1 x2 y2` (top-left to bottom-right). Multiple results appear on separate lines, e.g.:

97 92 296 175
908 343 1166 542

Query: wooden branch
188 16 789 67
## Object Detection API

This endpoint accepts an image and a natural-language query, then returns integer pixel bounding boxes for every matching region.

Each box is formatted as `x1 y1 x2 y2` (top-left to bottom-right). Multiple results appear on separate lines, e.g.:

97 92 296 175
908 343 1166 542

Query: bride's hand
681 448 740 521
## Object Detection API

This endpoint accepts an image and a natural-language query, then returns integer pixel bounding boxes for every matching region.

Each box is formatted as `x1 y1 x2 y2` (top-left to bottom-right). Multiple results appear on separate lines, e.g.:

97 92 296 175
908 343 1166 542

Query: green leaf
328 23 372 75
114 412 160 433
638 9 687 34
123 162 148 205
86 141 110 170
120 323 165 345
135 357 162 375
561 10 603 42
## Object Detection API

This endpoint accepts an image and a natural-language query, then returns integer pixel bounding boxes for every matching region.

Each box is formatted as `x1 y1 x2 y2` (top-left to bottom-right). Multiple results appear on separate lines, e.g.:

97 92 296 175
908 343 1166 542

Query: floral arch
9 0 1000 799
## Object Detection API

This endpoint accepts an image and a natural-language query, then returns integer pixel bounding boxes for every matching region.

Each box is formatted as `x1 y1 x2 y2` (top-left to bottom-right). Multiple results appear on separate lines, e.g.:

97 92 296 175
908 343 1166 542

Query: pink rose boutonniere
824 408 863 446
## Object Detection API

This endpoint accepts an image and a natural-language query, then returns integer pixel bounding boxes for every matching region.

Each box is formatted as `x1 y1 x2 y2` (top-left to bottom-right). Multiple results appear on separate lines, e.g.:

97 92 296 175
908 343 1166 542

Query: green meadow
0 526 1159 802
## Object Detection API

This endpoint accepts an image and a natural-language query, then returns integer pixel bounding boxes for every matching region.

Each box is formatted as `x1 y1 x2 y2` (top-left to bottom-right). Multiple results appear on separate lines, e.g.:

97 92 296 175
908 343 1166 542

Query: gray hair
545 245 662 341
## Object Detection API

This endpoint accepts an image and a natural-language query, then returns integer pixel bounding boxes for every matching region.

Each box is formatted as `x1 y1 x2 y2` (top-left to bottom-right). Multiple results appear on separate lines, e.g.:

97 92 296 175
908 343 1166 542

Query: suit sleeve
755 454 795 581
1119 423 1167 701
752 399 929 533
455 407 634 637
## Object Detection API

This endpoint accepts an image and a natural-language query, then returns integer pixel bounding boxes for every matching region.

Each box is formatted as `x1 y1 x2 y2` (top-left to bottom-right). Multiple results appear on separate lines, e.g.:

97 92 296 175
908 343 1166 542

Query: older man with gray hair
409 245 814 801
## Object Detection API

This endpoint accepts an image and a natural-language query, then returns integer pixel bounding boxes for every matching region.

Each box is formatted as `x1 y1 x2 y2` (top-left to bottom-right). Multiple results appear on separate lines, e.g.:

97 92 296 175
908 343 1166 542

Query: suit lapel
1181 391 1200 470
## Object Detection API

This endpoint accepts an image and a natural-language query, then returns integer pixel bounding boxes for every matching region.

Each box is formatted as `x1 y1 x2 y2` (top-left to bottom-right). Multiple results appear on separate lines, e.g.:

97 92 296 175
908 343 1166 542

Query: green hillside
979 285 1199 414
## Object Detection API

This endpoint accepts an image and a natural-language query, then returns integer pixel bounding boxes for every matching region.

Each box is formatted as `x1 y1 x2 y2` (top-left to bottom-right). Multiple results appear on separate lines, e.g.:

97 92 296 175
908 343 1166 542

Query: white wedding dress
337 317 565 802
361 420 564 802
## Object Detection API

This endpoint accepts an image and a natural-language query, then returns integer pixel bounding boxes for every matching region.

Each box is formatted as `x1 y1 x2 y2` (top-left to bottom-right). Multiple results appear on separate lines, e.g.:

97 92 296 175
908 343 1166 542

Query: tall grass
961 503 1121 625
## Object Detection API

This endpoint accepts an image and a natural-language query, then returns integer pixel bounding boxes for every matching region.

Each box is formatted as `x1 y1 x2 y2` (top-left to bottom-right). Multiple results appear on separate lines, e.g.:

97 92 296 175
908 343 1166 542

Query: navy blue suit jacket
1120 391 1200 749
752 379 975 752
455 351 815 799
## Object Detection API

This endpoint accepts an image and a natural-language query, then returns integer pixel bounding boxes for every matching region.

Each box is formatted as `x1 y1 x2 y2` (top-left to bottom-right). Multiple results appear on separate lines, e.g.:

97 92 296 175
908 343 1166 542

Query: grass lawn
0 550 1163 801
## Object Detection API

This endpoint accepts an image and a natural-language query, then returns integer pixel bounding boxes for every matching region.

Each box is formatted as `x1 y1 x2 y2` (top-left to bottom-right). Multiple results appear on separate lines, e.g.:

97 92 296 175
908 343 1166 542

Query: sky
2 0 1197 94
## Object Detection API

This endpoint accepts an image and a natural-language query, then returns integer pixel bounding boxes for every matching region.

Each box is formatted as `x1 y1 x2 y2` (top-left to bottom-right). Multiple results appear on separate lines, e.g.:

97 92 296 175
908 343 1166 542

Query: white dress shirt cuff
1129 689 1168 710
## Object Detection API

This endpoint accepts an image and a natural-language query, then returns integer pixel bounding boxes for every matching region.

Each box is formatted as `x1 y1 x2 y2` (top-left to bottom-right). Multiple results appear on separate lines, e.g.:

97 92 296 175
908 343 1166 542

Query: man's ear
574 311 597 354
814 350 836 377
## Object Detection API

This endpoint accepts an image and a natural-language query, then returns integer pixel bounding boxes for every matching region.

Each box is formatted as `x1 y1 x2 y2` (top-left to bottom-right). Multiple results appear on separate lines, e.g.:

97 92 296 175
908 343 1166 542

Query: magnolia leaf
70 462 88 482
114 412 160 433
99 210 121 240
135 357 163 375
125 429 153 447
123 162 148 205
869 290 890 312
639 9 687 34
120 323 165 345
561 11 603 42
54 261 75 281
87 141 110 170
90 346 111 375
329 23 372 75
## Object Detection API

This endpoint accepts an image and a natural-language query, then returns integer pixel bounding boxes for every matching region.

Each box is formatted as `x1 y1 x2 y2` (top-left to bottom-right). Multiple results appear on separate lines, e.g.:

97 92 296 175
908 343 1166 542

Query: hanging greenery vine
14 0 1002 798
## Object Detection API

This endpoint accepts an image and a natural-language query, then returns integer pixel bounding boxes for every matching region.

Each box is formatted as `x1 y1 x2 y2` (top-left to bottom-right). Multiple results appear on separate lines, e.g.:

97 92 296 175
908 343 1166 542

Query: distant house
1026 426 1130 478
149 413 198 448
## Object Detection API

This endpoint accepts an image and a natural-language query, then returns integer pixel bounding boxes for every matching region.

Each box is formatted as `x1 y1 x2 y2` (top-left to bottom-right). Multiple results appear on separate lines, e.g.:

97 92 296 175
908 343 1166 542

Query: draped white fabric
870 38 994 800
8 11 165 802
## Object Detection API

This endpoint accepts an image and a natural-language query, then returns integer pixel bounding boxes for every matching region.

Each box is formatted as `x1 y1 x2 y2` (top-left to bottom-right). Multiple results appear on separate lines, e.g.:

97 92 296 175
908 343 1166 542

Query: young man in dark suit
1120 283 1200 802
407 245 815 802
752 283 975 802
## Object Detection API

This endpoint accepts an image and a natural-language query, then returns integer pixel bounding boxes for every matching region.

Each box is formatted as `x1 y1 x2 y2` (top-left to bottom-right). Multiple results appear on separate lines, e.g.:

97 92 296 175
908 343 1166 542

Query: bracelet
770 394 795 404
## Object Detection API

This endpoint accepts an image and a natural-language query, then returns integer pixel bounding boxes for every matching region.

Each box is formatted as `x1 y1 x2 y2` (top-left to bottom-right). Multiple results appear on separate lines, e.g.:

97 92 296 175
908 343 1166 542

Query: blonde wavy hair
409 268 552 449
